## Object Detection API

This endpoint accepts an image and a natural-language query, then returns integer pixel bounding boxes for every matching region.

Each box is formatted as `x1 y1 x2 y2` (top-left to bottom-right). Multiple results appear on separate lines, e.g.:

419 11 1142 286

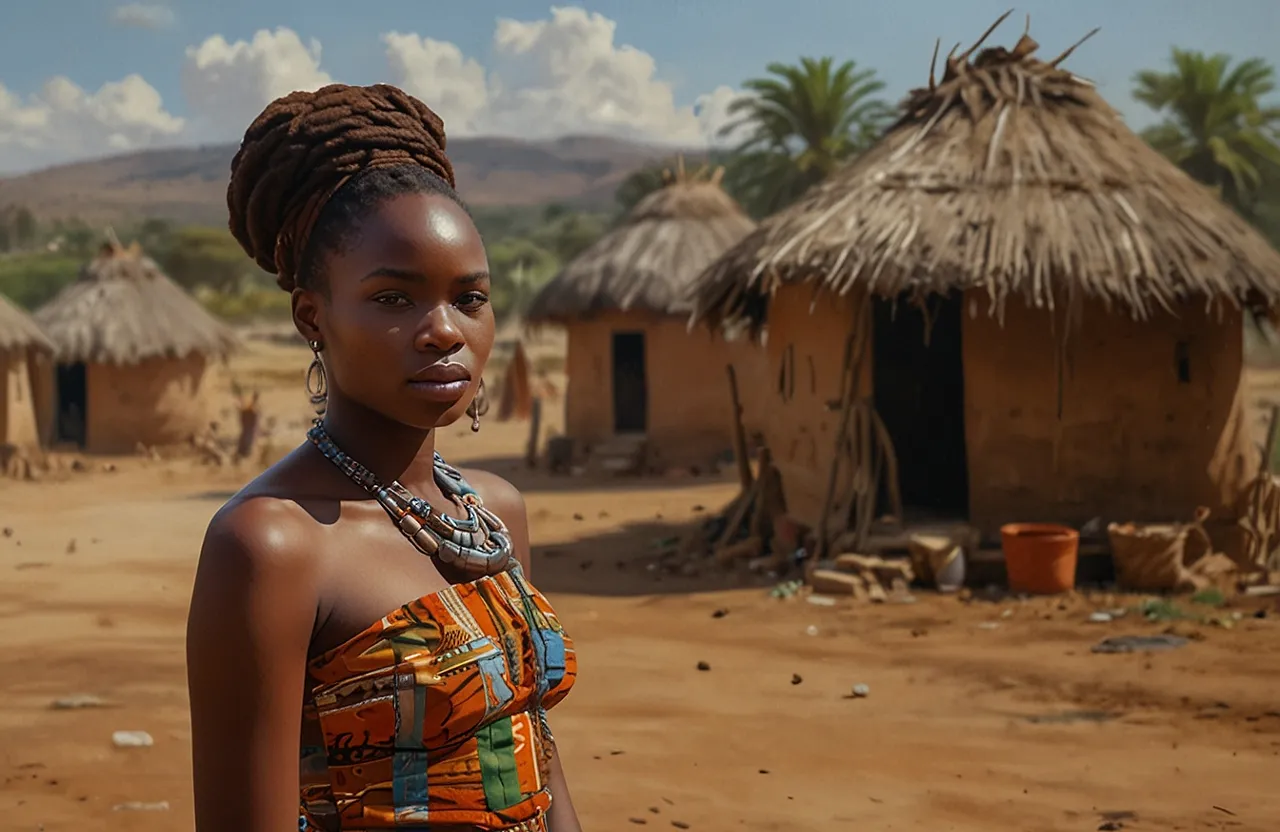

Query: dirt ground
2 335 1279 831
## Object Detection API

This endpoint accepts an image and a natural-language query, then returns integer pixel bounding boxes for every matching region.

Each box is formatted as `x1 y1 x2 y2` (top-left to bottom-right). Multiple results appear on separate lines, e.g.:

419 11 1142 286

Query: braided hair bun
227 83 456 291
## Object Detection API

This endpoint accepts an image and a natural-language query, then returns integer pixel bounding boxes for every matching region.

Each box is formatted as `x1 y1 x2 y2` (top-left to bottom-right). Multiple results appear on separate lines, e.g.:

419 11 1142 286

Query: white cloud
382 6 743 146
0 10 744 171
693 85 752 146
110 3 175 30
0 74 183 172
382 32 489 136
181 28 332 140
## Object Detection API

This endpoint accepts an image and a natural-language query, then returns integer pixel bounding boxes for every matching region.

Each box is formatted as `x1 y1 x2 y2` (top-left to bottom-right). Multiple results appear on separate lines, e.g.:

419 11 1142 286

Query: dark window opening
1175 341 1191 383
610 331 646 433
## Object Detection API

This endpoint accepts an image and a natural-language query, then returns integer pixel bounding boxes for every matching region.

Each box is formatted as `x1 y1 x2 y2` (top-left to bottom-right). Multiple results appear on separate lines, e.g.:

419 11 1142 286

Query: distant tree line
0 202 611 323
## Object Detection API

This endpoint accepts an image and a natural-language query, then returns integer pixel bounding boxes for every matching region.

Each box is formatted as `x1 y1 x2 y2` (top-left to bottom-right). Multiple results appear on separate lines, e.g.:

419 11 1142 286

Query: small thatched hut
526 167 763 468
35 241 238 452
0 293 54 449
692 18 1280 541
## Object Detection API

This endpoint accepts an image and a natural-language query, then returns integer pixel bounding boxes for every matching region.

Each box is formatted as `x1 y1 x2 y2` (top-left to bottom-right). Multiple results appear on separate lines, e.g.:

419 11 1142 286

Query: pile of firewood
675 444 798 573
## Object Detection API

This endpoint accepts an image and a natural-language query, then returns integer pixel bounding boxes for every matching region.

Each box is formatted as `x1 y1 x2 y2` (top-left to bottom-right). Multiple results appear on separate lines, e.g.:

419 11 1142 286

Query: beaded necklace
306 421 513 576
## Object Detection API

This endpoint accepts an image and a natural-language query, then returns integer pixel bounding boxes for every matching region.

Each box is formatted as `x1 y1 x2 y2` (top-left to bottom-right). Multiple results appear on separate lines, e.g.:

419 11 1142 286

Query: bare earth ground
2 338 1279 831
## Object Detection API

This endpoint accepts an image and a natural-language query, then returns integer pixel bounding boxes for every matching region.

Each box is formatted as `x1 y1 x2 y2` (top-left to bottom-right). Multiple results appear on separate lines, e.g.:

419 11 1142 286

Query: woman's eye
457 292 489 310
372 293 412 307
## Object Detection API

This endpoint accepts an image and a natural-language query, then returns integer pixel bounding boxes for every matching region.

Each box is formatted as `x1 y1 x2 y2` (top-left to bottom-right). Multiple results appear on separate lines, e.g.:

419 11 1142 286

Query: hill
0 136 701 225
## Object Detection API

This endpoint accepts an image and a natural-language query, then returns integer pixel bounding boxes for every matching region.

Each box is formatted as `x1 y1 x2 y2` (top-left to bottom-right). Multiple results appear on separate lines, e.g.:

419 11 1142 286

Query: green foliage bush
0 202 609 324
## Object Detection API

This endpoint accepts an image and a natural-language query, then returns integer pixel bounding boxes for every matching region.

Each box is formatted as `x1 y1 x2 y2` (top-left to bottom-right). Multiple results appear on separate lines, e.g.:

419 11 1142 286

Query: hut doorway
611 331 647 433
55 362 87 447
871 293 968 516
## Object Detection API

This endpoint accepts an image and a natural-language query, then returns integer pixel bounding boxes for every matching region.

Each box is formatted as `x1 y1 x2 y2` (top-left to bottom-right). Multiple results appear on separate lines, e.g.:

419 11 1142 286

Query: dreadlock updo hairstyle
226 83 468 292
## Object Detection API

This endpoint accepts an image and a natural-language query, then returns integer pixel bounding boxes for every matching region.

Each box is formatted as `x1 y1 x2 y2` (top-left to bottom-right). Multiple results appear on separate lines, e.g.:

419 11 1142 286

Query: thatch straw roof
35 240 238 364
693 14 1280 329
0 293 52 354
526 164 755 323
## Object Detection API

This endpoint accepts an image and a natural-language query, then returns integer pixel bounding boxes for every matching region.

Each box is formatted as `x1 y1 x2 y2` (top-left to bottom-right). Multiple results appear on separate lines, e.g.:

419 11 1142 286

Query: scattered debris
696 661 710 671
113 801 169 812
1091 635 1189 654
790 673 803 685
770 580 804 599
849 684 870 698
111 730 154 748
51 694 109 710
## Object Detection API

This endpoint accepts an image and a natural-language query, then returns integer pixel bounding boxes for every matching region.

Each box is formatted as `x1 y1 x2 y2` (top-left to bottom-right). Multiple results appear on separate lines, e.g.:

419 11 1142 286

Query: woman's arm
186 499 319 832
469 471 583 832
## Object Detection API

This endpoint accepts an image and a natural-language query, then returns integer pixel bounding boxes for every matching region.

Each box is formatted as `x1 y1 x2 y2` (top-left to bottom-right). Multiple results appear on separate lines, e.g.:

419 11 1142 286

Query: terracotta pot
1001 523 1078 594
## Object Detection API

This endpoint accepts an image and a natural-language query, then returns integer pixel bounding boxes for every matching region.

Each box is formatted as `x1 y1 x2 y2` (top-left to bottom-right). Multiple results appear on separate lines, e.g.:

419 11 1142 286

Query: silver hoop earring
305 340 327 416
466 379 486 432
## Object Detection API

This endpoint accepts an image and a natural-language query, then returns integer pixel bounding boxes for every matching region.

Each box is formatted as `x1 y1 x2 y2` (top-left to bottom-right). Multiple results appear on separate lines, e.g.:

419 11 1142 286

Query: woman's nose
413 305 465 353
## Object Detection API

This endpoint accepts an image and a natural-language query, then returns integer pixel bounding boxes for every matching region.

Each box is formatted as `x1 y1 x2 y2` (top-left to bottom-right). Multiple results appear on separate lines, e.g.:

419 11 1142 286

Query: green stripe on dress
476 716 522 809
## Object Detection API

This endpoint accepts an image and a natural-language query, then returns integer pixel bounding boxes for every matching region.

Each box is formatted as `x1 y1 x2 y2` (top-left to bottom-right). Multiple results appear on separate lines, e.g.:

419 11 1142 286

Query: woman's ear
291 287 322 343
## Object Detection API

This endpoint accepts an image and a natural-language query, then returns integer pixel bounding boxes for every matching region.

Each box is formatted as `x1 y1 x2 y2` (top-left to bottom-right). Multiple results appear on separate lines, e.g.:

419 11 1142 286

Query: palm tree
1133 48 1280 221
718 57 893 217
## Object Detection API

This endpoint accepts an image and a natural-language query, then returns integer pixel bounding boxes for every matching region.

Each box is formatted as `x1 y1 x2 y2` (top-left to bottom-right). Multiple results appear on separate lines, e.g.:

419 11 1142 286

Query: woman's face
294 192 494 430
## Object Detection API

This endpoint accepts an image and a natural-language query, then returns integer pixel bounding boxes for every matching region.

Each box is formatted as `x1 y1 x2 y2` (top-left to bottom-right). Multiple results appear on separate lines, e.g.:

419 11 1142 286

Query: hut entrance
871 293 968 517
55 362 87 447
611 331 647 433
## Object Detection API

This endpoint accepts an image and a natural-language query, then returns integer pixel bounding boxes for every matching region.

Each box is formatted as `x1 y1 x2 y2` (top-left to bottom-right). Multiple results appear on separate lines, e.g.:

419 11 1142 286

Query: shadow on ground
529 518 780 598
451 455 737 495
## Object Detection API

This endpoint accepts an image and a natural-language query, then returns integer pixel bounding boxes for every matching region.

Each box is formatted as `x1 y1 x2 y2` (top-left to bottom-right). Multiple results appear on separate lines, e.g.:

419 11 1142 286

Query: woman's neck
315 394 439 490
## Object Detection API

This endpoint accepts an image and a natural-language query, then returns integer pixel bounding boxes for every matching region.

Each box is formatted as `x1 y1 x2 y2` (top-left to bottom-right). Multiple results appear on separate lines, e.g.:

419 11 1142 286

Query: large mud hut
0 292 54 449
692 19 1280 542
526 167 764 469
34 241 238 453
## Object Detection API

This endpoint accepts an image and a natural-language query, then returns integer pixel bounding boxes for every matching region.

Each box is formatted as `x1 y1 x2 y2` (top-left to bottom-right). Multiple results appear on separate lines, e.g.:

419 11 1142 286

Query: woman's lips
406 378 471 402
406 363 471 402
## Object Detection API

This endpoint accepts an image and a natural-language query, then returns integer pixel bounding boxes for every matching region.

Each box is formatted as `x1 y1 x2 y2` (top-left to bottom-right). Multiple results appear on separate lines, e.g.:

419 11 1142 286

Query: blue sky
0 0 1276 171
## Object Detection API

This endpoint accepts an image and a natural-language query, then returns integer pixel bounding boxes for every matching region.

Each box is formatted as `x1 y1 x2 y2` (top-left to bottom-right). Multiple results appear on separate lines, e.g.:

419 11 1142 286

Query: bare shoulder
192 454 329 605
198 446 335 575
459 467 526 521
201 494 315 571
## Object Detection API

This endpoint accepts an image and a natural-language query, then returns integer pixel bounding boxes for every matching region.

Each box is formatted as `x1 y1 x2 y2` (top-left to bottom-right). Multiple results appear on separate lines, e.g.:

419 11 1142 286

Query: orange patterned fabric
298 565 575 830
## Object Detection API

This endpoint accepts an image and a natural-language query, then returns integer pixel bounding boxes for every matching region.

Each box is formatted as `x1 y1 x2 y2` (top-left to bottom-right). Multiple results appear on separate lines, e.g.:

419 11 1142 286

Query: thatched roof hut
0 293 54 449
0 293 52 354
34 241 238 452
526 167 764 469
690 17 1280 549
36 241 237 365
694 15 1280 330
528 169 755 322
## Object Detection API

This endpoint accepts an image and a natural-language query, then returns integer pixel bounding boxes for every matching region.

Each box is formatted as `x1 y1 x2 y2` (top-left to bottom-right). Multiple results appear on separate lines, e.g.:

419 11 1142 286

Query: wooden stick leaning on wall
714 446 787 566
1239 404 1280 570
814 301 870 562
726 363 754 492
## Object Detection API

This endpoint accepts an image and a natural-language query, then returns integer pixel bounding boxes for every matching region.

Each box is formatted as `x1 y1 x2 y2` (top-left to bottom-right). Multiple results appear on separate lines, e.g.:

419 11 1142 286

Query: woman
186 83 580 831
